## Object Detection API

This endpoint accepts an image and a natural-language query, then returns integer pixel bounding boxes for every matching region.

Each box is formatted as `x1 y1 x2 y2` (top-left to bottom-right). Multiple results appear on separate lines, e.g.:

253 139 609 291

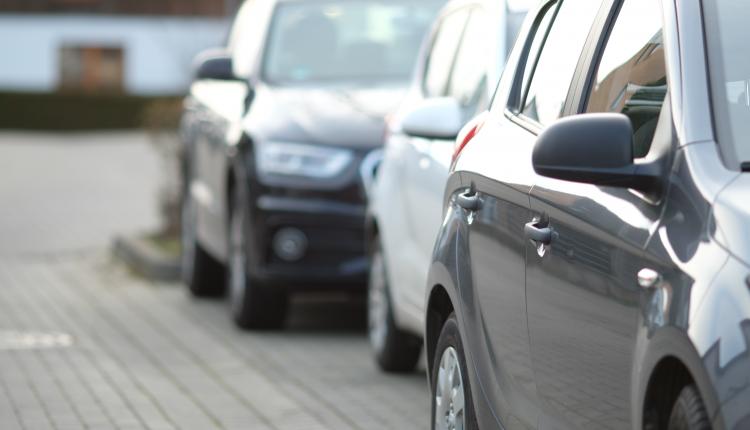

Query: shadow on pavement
286 293 367 333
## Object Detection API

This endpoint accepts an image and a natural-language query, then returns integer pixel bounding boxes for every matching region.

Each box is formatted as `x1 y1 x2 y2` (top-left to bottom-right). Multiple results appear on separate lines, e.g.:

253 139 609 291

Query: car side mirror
532 113 661 192
193 49 238 81
402 97 463 140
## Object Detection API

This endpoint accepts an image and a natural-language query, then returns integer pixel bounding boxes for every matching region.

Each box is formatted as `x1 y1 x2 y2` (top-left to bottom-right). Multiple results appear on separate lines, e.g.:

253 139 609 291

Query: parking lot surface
0 133 429 430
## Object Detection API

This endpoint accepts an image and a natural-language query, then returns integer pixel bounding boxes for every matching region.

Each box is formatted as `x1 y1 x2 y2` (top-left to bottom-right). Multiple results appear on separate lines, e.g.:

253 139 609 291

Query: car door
450 1 567 428
397 7 471 314
523 0 669 427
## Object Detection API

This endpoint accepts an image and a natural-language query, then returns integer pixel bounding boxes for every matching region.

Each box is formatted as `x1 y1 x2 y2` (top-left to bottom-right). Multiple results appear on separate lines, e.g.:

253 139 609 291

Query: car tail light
452 112 487 166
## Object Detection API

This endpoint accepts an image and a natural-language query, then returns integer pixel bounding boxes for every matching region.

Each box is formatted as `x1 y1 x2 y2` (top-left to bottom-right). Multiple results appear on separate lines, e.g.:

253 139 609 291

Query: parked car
426 0 750 429
180 0 444 329
365 0 528 372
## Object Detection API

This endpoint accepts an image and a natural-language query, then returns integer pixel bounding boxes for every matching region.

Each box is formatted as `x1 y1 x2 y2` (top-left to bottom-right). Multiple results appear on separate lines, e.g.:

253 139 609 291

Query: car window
702 1 750 169
447 9 491 119
505 7 530 61
423 9 471 98
586 0 665 158
263 0 444 84
514 2 557 109
521 0 604 126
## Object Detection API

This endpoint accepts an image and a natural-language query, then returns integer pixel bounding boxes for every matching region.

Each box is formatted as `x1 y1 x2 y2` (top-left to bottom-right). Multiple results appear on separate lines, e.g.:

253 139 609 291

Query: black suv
426 0 750 429
180 0 443 328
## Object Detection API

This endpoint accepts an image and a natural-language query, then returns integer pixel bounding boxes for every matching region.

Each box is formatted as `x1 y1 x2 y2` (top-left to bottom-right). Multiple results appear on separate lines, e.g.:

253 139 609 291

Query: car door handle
457 191 480 211
525 222 553 245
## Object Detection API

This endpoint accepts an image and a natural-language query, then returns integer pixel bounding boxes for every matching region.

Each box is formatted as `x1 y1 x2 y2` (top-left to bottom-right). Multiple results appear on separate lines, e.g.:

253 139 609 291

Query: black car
180 0 444 328
426 0 750 429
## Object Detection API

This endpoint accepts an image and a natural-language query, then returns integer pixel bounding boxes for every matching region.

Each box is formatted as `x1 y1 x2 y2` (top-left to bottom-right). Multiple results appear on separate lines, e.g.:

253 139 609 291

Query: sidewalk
0 132 429 430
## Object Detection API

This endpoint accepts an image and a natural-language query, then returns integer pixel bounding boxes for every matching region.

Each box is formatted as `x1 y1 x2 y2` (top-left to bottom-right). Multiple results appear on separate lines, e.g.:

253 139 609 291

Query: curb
112 236 181 282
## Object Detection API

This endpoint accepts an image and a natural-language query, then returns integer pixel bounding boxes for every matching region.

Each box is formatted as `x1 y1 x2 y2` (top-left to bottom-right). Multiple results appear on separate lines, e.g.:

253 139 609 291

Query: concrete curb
112 235 181 282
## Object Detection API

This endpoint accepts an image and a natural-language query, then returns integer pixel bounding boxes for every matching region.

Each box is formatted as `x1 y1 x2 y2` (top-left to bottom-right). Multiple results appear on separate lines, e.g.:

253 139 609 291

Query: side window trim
517 5 563 116
506 0 559 113
518 0 614 128
570 0 626 115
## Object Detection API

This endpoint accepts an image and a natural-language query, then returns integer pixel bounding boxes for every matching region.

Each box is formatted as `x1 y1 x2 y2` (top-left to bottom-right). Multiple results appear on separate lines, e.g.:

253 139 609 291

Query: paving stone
0 132 430 429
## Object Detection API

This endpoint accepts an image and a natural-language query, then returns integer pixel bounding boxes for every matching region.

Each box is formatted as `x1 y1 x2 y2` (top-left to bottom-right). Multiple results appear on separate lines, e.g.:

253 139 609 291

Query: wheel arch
225 132 255 224
635 327 722 429
425 283 455 381
641 355 696 429
364 214 379 256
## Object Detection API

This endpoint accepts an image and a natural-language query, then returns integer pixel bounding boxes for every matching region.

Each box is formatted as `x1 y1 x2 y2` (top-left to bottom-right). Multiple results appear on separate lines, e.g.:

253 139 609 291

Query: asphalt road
0 132 429 430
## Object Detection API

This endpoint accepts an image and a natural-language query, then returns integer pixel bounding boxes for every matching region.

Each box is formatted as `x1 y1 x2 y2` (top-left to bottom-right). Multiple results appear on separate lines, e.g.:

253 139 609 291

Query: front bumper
246 192 368 289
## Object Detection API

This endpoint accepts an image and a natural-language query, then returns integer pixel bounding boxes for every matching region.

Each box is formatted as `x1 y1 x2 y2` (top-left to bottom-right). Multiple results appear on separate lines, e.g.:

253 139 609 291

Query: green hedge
0 92 183 131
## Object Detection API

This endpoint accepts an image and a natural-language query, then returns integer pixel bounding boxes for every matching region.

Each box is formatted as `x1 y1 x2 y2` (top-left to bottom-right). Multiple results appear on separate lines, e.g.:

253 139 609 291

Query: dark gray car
425 0 750 429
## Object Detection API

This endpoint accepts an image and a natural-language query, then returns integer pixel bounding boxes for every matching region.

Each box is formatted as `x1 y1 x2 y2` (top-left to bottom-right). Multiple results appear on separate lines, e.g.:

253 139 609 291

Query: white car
365 0 529 372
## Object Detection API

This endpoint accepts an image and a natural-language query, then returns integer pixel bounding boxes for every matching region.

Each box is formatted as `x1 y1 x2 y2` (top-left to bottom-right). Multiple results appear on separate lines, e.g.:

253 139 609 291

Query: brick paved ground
0 133 429 430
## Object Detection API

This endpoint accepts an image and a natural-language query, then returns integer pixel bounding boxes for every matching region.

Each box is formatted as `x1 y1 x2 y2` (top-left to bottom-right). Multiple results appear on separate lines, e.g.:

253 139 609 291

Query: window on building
59 46 124 93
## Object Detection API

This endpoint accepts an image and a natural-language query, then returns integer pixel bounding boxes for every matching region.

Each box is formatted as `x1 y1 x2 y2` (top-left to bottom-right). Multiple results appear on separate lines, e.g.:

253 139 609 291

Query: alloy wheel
180 194 197 283
435 346 466 430
228 198 247 315
367 250 388 353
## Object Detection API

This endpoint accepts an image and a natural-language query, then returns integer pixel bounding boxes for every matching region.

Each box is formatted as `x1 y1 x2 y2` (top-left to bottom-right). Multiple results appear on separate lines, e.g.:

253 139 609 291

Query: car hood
712 174 750 266
244 84 407 150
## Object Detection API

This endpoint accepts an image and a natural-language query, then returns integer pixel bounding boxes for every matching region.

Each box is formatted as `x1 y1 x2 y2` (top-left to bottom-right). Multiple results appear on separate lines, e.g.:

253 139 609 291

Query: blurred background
0 0 240 255
0 0 235 130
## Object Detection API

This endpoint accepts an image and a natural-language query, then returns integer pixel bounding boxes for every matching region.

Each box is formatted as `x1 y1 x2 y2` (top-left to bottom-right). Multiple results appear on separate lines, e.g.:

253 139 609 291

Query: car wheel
181 188 225 297
432 313 477 430
667 384 710 430
368 237 422 372
227 185 288 330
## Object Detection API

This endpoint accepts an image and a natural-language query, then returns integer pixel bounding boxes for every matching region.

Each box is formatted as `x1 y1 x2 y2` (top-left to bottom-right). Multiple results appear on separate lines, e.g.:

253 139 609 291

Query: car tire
181 188 225 297
367 237 422 372
431 313 478 430
227 185 288 330
667 384 711 430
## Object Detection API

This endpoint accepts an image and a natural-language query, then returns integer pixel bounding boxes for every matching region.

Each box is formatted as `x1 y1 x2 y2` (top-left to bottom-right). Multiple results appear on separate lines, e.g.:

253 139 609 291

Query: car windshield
263 0 443 84
703 0 750 169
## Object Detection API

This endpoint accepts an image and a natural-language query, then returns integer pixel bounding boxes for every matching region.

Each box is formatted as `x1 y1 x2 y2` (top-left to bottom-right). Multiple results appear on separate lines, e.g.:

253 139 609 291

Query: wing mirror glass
532 113 661 192
401 97 463 140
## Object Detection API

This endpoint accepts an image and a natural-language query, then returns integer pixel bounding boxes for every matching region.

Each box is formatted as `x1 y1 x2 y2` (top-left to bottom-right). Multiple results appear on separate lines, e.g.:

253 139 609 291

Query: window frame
505 0 616 134
578 0 669 160
505 0 559 116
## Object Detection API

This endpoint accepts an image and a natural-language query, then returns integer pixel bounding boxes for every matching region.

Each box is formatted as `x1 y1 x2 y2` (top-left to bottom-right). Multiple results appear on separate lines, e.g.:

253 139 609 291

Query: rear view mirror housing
193 49 239 81
401 97 463 140
532 113 662 192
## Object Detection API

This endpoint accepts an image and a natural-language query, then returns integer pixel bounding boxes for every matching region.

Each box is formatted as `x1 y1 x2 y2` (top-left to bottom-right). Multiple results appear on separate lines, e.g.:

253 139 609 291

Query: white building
0 3 231 96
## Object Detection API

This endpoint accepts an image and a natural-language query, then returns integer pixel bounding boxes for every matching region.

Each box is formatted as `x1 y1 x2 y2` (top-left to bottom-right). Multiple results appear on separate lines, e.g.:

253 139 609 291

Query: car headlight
256 141 354 179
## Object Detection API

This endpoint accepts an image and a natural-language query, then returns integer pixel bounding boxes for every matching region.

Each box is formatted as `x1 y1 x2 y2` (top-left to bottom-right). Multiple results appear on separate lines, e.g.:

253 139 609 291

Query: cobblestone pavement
0 133 429 430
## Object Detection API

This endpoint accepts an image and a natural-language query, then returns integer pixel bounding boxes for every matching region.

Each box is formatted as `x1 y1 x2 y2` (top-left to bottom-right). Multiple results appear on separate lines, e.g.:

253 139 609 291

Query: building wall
0 0 229 17
0 14 229 96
